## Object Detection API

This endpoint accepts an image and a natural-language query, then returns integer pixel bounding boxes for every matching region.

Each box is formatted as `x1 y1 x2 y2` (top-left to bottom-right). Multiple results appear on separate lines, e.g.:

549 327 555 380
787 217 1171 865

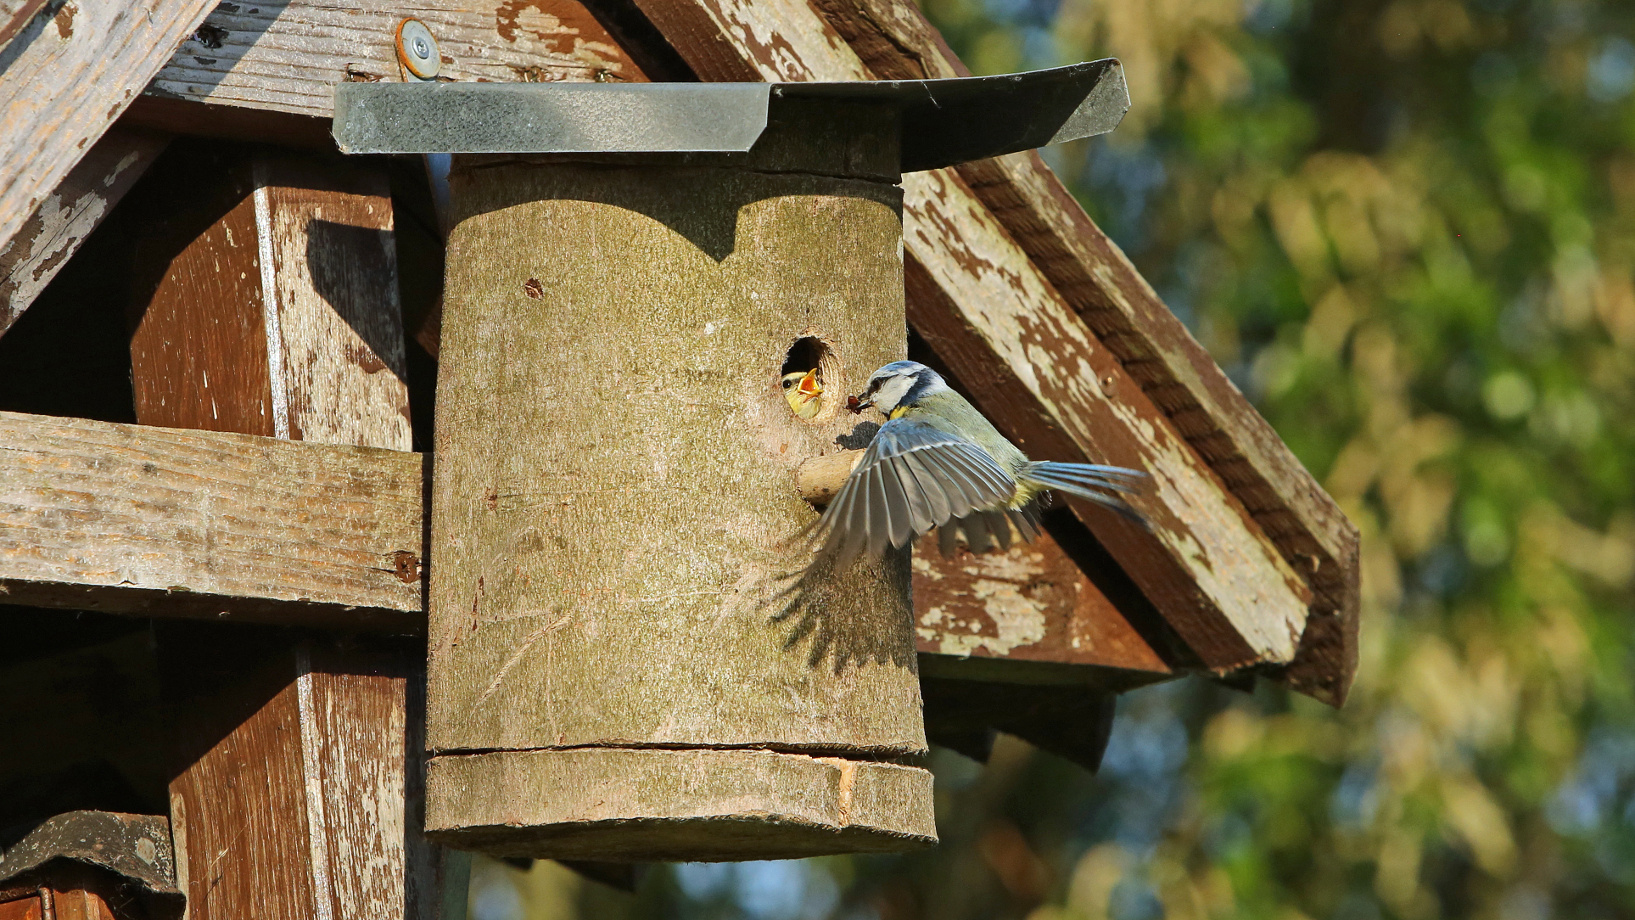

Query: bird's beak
796 369 822 398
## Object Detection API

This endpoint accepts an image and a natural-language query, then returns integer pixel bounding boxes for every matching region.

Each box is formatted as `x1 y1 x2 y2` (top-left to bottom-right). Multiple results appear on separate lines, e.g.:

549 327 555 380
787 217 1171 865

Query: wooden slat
0 0 216 257
911 529 1169 675
142 0 647 121
0 410 424 629
0 128 167 341
0 0 51 51
812 0 1358 703
124 141 445 920
626 0 1311 672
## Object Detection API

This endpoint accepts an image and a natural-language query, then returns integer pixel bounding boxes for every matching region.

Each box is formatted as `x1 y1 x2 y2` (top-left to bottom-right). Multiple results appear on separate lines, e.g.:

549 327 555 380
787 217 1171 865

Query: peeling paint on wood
0 0 215 260
0 127 166 340
128 145 411 451
910 530 1170 674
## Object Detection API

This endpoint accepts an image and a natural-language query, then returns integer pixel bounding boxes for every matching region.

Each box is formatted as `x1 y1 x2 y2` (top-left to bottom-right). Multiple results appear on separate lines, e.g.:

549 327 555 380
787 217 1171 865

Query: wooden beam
0 0 52 51
123 141 449 920
625 0 1311 673
912 524 1170 677
0 410 423 629
0 0 216 258
0 128 167 342
123 0 649 140
816 0 1360 706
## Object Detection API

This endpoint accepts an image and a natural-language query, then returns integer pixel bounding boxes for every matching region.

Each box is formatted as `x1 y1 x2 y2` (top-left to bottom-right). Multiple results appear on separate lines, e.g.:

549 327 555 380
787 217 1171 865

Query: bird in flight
808 360 1146 567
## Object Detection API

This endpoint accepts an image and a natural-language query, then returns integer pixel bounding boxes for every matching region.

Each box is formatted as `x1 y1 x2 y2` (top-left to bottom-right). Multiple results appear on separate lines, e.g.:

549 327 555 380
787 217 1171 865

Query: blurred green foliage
479 0 1635 916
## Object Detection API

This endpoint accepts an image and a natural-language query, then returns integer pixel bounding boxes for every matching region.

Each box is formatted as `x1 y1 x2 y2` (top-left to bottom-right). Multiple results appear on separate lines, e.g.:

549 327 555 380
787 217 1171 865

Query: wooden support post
424 100 935 861
125 141 452 919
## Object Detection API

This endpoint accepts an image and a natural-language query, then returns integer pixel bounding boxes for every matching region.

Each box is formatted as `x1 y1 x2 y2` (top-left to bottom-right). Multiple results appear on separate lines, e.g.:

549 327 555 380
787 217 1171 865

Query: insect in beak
846 395 865 413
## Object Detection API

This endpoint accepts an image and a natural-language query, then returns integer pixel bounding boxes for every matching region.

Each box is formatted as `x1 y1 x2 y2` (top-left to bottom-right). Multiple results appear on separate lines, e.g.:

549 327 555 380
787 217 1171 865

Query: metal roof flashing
331 60 1129 173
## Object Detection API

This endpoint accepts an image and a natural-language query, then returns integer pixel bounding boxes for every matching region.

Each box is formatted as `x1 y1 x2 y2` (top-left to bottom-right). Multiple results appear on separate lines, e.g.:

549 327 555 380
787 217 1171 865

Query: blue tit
782 368 823 419
811 360 1145 566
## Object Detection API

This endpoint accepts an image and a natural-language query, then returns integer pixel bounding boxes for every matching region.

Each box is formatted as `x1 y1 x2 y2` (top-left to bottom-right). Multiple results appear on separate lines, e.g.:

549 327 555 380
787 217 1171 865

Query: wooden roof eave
815 0 1361 705
0 0 1358 704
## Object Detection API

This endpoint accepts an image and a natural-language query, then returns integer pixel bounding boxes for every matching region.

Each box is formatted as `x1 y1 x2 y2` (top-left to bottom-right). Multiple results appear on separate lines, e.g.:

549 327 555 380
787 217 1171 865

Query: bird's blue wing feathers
815 418 1016 565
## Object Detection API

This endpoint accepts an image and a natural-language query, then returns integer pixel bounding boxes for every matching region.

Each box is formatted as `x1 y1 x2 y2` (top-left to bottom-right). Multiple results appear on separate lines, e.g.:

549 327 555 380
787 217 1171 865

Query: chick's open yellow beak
782 369 823 419
795 369 821 398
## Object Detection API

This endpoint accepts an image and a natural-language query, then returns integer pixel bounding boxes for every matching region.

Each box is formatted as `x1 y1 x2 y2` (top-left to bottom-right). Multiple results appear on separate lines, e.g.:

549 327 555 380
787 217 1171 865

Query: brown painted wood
0 410 424 630
0 0 51 51
162 631 432 920
0 0 216 259
0 129 166 341
0 893 42 920
127 143 444 920
625 0 1311 675
129 143 411 449
815 0 1359 703
911 528 1169 675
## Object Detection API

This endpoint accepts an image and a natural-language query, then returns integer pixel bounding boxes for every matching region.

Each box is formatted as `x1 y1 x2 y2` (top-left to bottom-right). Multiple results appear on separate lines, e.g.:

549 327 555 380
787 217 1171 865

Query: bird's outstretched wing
811 418 1017 568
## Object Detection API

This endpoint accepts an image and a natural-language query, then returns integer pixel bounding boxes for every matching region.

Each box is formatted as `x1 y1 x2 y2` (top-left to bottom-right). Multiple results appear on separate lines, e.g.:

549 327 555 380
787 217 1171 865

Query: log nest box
0 0 1360 904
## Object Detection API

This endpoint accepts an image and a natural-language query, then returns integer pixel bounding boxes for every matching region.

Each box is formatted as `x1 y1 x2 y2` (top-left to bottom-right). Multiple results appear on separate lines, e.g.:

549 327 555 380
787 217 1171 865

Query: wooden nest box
0 0 1361 908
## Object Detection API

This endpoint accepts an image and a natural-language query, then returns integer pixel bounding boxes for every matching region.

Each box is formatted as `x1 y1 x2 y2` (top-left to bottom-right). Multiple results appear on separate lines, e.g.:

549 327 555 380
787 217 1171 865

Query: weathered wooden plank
127 144 412 450
142 0 647 123
126 143 444 920
0 128 167 341
0 0 51 51
626 0 1311 671
0 410 424 629
911 528 1169 675
257 156 412 449
0 0 216 258
817 0 1359 702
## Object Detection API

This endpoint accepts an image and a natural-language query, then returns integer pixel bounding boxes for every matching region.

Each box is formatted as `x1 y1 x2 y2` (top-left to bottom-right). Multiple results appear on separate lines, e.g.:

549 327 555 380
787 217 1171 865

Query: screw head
396 18 440 80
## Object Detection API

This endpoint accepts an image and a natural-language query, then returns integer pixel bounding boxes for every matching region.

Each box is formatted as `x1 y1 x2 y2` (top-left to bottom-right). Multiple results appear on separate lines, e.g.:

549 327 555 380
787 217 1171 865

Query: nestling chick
781 369 823 420
810 360 1146 566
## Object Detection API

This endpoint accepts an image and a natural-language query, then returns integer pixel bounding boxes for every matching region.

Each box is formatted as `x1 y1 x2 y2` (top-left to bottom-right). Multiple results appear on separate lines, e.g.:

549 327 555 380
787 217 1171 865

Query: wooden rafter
0 128 168 337
0 0 216 257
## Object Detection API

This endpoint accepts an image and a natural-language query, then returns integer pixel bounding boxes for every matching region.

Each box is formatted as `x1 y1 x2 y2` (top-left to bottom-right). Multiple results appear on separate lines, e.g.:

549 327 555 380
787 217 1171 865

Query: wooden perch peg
796 450 864 506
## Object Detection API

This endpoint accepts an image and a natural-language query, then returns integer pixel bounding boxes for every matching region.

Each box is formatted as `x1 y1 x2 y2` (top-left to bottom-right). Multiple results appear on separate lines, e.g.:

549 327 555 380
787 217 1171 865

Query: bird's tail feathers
1019 461 1149 527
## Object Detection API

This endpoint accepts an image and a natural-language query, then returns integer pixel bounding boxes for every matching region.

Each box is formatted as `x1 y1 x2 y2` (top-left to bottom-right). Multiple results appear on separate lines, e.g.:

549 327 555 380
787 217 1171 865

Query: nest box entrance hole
781 335 840 422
